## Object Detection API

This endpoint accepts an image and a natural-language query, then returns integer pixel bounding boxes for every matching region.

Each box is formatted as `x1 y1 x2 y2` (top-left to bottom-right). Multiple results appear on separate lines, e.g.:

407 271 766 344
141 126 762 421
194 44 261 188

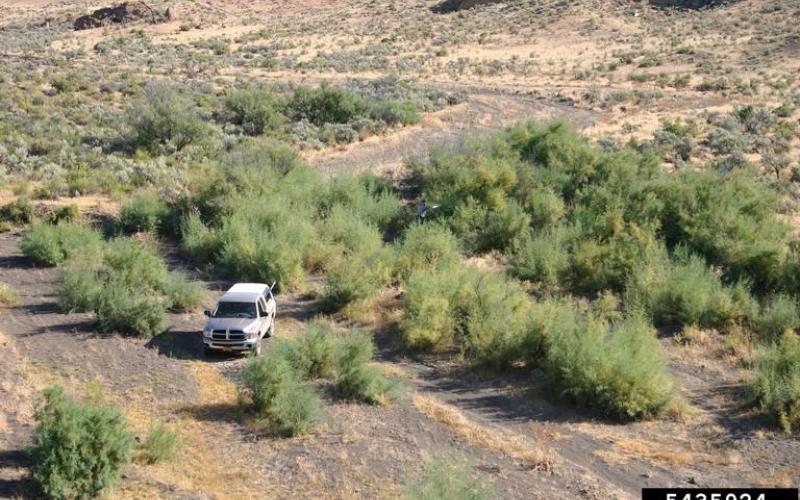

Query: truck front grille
211 330 246 341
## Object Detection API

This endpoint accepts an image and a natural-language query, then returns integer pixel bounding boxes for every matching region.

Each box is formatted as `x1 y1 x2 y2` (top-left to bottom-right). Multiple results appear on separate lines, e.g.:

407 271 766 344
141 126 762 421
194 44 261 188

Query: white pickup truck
202 283 276 356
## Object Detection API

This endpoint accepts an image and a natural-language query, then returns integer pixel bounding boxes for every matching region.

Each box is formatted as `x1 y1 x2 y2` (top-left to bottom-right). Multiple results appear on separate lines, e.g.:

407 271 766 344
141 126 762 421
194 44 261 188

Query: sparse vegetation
751 332 800 433
403 456 494 500
137 423 180 464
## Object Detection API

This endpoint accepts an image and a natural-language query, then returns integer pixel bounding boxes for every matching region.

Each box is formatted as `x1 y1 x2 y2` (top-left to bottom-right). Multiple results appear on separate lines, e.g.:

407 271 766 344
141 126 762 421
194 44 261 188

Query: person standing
417 197 428 224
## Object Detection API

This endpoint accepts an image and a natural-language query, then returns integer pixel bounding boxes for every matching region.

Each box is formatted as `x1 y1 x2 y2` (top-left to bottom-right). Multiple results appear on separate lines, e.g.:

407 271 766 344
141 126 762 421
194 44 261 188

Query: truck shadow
147 330 249 363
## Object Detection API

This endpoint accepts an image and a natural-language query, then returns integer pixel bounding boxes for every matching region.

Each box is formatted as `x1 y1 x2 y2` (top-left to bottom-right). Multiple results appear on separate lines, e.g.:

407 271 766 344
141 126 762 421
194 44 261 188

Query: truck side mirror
203 310 211 317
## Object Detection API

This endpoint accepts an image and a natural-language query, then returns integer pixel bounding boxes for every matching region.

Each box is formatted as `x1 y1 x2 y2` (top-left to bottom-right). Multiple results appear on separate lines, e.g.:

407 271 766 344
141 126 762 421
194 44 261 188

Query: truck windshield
213 302 257 319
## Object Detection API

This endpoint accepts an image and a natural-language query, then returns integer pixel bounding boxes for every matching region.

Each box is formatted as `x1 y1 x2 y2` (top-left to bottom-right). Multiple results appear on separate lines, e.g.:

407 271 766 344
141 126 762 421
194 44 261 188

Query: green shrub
371 100 420 126
254 321 397 405
56 237 197 335
59 263 102 313
0 198 33 225
394 223 461 280
94 282 166 337
750 331 800 433
546 312 675 419
403 457 493 500
45 204 79 224
658 169 788 294
322 173 404 232
21 222 103 267
518 186 565 229
625 247 755 329
128 81 209 152
318 205 383 255
290 319 342 379
401 266 462 352
161 273 205 312
241 348 321 437
321 246 394 312
509 228 569 288
223 86 286 135
181 213 217 262
756 295 800 343
401 264 542 368
30 386 133 499
332 331 398 404
706 127 745 155
118 192 169 234
137 423 180 464
289 83 368 125
461 271 543 369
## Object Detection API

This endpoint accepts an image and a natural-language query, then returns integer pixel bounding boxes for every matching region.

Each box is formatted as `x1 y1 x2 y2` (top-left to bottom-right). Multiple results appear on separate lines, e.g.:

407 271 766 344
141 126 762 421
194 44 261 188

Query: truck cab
202 283 276 356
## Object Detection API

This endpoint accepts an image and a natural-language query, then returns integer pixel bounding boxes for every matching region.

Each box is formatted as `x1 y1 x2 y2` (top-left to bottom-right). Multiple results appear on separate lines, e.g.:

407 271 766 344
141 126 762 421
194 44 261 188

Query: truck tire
253 338 263 357
267 320 274 338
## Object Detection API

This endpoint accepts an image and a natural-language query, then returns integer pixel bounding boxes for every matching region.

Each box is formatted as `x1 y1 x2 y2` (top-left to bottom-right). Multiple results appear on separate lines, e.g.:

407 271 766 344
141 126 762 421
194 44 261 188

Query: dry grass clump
412 393 553 470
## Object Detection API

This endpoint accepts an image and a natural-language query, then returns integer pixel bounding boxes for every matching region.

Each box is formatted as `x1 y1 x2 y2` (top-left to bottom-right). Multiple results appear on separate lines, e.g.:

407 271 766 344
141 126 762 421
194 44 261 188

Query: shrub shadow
0 449 37 499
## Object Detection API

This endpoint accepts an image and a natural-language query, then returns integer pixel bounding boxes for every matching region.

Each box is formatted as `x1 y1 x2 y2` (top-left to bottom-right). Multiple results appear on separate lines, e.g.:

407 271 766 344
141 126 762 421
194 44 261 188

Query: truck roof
219 283 270 302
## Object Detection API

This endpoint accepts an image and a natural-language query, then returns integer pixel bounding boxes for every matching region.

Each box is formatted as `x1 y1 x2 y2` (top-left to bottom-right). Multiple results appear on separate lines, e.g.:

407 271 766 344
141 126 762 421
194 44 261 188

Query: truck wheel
253 338 263 357
267 321 274 338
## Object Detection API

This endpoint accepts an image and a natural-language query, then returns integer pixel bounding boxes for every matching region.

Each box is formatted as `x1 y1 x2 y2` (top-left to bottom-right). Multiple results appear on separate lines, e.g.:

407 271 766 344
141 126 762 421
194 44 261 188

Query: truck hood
203 318 260 332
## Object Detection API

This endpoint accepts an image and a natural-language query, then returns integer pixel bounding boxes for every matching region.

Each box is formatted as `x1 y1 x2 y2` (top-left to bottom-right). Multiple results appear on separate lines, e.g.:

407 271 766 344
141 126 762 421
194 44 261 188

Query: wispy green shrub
321 173 404 233
545 312 675 419
276 320 398 404
289 83 367 125
403 457 493 500
461 271 542 369
30 386 133 499
394 223 461 280
750 331 800 433
509 228 570 288
401 266 463 352
127 81 210 152
658 169 789 294
321 246 394 312
241 347 321 437
332 331 398 404
94 282 166 337
117 191 169 234
625 247 755 329
57 238 201 335
290 319 342 379
161 273 206 312
756 295 800 343
59 263 102 313
137 423 180 464
371 100 420 126
21 222 102 266
0 198 33 225
222 86 286 135
0 282 16 306
401 264 542 368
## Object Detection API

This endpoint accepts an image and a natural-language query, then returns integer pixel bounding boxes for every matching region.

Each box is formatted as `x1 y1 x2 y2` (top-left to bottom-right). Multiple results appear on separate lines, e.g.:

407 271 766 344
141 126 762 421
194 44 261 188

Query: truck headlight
203 329 212 338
